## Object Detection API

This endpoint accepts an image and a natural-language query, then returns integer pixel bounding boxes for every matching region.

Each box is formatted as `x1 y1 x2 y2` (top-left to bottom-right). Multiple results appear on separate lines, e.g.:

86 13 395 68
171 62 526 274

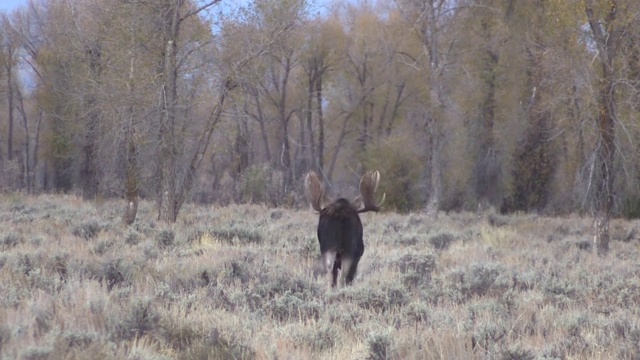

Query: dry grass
1 193 640 359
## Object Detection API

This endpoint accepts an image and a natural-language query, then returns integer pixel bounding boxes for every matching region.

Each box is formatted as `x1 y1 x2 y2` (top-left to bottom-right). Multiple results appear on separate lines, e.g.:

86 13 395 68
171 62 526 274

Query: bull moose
304 170 384 289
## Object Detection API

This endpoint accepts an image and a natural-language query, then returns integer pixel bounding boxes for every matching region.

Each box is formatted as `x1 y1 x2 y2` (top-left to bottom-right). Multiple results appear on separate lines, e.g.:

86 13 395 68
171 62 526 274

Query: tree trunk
316 73 324 173
418 0 449 216
157 0 182 223
122 27 140 225
425 116 441 216
235 117 250 176
258 117 272 163
592 74 616 256
82 102 99 200
278 56 294 192
281 117 293 192
15 89 29 191
359 102 370 154
6 61 14 161
250 91 272 163
122 64 139 225
475 48 498 204
327 112 352 181
122 130 139 226
294 111 306 178
305 67 316 172
29 111 43 194
82 44 102 200
586 0 618 256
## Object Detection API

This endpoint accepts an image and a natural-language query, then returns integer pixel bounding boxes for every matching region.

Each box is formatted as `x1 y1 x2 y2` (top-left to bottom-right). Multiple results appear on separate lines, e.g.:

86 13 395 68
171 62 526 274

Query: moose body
317 198 365 287
305 171 384 289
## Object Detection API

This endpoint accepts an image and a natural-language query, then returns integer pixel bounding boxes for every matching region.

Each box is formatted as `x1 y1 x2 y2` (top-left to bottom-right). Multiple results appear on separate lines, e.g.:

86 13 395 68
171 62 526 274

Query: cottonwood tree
153 0 296 222
0 14 18 163
152 0 226 223
23 0 88 192
321 2 410 182
5 3 54 193
65 0 107 200
394 0 461 214
584 0 621 255
300 17 343 177
465 2 506 209
297 16 339 180
485 0 557 212
111 0 150 225
620 9 640 216
24 0 136 199
233 0 308 193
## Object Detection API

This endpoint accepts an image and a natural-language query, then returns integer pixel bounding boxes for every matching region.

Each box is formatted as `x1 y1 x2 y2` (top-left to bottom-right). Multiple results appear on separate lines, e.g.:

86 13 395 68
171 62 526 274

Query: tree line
0 0 638 253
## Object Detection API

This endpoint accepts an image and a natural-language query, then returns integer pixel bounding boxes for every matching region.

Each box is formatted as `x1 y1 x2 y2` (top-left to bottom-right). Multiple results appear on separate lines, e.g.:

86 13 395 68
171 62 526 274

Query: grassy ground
1 193 640 359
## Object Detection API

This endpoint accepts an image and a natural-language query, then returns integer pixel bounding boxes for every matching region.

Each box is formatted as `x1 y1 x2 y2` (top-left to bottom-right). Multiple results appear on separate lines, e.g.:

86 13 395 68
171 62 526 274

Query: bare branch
179 0 222 22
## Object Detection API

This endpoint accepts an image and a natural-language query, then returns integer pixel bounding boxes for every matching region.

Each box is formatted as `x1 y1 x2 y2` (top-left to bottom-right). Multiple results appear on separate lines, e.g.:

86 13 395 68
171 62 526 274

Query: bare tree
585 0 620 255
154 0 292 222
1 14 18 162
2 5 49 194
396 0 456 215
122 20 140 225
155 0 224 223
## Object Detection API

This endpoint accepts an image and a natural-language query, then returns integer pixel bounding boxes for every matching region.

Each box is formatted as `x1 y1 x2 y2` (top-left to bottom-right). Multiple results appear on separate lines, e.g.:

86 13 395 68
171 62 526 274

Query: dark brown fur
317 198 364 286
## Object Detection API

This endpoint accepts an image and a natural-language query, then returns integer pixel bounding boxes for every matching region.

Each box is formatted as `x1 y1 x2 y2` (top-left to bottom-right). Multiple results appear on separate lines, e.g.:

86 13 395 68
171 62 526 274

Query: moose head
304 170 385 289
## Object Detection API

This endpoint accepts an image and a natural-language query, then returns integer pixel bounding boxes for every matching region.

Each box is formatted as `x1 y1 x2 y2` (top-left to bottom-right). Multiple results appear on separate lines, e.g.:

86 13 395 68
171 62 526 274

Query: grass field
1 193 640 359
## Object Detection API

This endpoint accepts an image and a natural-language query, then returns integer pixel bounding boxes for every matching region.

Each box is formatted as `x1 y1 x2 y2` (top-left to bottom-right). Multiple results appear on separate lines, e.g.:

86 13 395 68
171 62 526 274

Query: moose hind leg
344 256 361 285
338 257 352 288
322 250 337 290
332 254 342 288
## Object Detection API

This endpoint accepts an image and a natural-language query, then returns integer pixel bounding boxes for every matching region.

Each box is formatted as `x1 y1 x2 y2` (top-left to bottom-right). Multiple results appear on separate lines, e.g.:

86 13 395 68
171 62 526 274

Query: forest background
0 0 639 238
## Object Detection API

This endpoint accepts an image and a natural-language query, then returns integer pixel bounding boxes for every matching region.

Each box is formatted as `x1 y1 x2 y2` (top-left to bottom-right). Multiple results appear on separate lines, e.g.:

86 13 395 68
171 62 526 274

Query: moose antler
304 171 325 212
357 170 385 213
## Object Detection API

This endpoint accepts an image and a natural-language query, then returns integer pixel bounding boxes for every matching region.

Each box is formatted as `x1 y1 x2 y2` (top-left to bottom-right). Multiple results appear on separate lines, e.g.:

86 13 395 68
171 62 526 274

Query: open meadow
1 193 640 359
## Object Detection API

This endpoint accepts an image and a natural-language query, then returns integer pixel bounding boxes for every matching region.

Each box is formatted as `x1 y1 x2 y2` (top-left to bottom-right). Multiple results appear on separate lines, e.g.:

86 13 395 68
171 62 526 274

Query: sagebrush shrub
1 233 23 250
402 301 429 325
290 322 340 352
124 230 141 245
155 229 175 248
498 344 535 360
267 293 321 322
465 262 505 297
72 221 102 240
61 331 97 349
394 252 436 277
110 298 160 341
91 258 128 290
429 231 456 250
211 226 262 244
366 330 393 360
20 346 53 360
326 305 365 330
158 320 203 351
